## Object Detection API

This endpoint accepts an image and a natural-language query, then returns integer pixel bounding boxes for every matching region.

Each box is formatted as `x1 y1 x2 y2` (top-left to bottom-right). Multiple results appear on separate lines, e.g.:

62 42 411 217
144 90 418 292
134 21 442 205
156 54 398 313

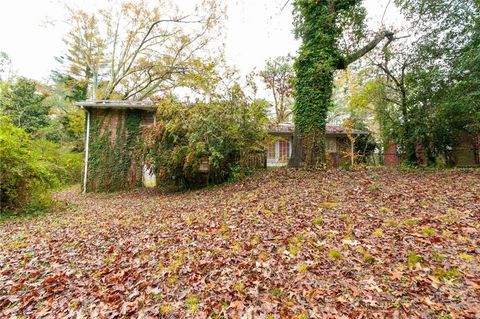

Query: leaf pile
1 169 479 318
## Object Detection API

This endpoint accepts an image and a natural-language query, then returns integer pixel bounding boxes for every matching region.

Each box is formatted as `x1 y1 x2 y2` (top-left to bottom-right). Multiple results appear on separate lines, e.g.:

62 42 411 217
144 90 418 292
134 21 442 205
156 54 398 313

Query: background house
450 132 480 165
267 123 365 168
384 142 401 166
384 133 480 167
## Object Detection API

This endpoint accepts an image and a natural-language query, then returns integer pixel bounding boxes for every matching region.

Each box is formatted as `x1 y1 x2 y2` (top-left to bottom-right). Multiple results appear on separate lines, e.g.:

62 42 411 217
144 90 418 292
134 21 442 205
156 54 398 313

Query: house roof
268 123 367 135
76 100 157 111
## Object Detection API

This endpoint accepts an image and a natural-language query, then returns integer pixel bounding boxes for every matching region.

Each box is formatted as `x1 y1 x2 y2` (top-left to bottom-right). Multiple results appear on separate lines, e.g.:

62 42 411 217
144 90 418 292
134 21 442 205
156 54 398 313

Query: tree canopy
0 77 49 133
259 56 294 123
60 0 224 100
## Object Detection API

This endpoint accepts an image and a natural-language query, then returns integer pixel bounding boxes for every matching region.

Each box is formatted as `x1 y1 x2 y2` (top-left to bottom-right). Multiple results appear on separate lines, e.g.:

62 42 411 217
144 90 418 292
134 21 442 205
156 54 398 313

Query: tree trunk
288 126 304 168
306 128 326 167
289 126 326 168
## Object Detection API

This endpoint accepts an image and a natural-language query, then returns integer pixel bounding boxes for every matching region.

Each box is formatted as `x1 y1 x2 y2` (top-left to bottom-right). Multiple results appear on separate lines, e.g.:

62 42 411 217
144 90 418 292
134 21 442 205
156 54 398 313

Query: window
267 142 276 160
279 139 290 161
141 112 155 127
327 138 337 153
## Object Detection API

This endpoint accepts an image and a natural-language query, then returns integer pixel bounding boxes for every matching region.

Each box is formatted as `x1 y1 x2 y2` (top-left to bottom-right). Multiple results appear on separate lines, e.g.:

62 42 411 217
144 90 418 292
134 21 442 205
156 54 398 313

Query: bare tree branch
338 30 395 69
281 0 290 12
106 16 203 98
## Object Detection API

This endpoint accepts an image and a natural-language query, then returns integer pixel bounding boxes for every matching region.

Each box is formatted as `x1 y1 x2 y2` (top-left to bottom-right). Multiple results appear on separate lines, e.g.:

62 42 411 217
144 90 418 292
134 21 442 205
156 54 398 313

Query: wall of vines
85 109 143 192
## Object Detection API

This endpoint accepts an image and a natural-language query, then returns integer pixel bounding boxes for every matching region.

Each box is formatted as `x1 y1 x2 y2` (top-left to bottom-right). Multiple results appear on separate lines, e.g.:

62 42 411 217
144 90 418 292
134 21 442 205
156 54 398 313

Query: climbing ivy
291 0 366 166
86 109 143 192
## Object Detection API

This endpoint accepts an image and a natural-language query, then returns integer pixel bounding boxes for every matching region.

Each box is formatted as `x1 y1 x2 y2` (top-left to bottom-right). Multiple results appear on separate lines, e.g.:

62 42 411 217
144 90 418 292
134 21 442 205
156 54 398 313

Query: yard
1 169 479 318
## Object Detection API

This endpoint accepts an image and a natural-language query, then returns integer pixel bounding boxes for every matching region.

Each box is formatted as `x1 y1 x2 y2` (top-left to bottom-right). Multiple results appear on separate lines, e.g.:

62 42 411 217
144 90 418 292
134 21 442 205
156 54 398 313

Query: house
267 123 366 168
76 101 366 192
76 100 158 193
383 132 480 166
449 132 480 166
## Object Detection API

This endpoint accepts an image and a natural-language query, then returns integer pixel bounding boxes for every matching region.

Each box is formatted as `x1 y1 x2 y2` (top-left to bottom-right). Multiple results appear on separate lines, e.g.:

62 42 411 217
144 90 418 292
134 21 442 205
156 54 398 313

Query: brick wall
384 142 400 166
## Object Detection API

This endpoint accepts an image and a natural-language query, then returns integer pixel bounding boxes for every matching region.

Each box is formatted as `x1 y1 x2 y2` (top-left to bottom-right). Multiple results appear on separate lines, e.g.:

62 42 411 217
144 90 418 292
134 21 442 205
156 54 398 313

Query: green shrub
30 138 83 187
56 152 83 185
0 117 57 212
143 89 268 188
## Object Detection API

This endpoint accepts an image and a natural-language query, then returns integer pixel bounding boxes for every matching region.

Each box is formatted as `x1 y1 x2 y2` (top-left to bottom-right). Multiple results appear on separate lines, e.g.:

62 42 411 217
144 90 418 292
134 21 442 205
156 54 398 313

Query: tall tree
289 0 393 167
369 0 480 164
0 77 49 133
60 0 224 100
59 9 105 100
259 56 294 123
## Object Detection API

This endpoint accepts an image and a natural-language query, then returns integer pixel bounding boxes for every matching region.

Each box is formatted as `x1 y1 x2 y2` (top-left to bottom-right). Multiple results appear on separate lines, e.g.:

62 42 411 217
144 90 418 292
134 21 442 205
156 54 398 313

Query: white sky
0 0 401 84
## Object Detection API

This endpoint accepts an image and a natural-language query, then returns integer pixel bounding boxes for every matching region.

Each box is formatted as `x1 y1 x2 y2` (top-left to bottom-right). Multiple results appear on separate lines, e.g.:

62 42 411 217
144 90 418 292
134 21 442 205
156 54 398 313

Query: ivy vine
292 0 365 166
86 109 143 192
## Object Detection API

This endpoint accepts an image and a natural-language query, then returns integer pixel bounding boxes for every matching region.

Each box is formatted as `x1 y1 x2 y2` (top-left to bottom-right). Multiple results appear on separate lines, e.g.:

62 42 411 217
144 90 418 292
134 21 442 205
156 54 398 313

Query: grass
372 228 384 237
0 209 48 223
433 267 462 281
403 219 418 226
270 287 284 299
328 249 343 260
458 253 474 262
432 252 445 261
407 252 423 267
422 227 435 236
296 312 309 319
312 216 324 225
160 303 173 315
362 252 375 264
185 295 200 313
234 282 245 292
319 202 338 209
297 262 308 274
367 183 382 191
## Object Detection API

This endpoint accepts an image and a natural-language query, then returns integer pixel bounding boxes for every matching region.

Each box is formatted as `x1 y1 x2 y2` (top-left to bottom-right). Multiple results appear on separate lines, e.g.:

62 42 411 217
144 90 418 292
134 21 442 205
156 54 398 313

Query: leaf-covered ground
1 169 479 318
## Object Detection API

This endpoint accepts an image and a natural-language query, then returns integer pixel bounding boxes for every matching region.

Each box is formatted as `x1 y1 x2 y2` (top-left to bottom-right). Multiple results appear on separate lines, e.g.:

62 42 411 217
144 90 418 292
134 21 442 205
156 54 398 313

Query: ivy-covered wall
85 108 146 192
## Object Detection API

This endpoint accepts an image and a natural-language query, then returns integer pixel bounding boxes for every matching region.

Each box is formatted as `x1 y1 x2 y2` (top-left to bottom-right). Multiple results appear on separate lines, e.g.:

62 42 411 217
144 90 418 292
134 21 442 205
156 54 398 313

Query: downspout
83 109 91 193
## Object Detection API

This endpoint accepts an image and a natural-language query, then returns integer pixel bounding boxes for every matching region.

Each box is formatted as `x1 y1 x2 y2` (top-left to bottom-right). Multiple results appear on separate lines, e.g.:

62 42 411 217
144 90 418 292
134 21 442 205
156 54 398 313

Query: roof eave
75 100 157 111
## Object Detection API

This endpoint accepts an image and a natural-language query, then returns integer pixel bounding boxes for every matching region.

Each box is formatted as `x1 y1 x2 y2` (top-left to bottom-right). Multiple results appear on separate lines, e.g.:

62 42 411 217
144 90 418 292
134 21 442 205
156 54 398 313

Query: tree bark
288 126 304 167
336 31 394 70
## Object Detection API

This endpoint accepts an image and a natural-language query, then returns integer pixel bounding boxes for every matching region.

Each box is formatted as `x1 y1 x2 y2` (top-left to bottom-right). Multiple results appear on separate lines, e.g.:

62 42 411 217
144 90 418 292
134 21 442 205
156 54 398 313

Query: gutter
83 109 90 193
75 100 156 111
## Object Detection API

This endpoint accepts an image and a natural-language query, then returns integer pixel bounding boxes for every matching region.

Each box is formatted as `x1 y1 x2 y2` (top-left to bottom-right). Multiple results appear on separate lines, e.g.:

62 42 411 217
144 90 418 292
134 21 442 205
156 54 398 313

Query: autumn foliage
142 90 268 188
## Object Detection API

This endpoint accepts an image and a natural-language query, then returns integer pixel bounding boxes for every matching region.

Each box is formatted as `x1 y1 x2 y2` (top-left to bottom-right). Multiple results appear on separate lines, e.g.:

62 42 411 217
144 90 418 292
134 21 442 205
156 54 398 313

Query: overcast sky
0 0 401 83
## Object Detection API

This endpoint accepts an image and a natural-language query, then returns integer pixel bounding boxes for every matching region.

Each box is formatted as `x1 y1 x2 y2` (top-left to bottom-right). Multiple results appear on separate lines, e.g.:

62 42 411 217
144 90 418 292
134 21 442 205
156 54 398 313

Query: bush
32 139 83 186
143 88 268 188
57 152 83 185
0 117 57 212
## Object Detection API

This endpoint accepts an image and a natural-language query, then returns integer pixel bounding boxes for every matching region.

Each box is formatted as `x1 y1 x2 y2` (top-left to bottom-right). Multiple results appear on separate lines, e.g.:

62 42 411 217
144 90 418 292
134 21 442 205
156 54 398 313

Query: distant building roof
268 123 295 134
76 99 157 111
268 122 367 135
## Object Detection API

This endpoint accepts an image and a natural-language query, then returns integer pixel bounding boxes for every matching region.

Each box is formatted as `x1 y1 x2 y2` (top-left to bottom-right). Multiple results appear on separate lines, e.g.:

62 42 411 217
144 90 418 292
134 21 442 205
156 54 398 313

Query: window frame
279 139 290 161
267 141 276 160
